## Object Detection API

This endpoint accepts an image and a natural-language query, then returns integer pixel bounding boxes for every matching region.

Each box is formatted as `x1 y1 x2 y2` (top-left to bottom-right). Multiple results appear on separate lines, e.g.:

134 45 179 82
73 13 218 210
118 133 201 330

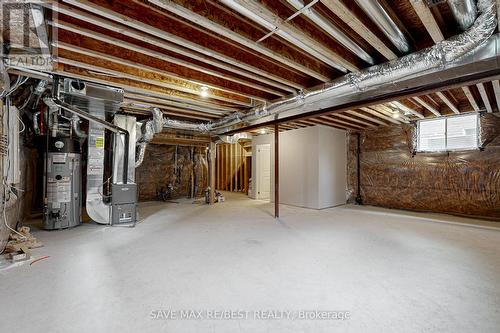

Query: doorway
256 144 271 201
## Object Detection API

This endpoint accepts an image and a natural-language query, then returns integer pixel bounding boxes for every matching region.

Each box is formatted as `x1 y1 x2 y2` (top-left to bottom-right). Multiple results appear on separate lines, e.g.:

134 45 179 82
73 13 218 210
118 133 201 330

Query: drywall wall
347 113 500 219
279 126 320 208
252 126 347 209
318 126 347 208
135 144 208 201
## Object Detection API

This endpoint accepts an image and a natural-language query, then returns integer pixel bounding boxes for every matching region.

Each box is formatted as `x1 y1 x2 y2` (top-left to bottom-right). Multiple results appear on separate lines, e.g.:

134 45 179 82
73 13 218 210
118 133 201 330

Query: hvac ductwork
162 0 497 134
285 0 375 65
135 107 163 168
354 0 411 54
448 0 478 31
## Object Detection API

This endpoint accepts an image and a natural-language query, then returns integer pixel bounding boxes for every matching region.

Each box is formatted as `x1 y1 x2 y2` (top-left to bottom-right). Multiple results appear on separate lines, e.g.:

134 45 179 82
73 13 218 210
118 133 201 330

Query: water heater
43 137 82 230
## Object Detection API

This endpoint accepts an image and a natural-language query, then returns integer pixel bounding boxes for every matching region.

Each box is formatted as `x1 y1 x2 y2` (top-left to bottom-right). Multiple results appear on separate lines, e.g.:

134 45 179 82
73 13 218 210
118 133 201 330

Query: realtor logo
1 0 56 71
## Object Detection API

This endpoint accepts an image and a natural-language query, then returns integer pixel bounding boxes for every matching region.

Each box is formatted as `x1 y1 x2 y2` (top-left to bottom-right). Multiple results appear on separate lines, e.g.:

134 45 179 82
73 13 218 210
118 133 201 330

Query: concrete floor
1 193 500 333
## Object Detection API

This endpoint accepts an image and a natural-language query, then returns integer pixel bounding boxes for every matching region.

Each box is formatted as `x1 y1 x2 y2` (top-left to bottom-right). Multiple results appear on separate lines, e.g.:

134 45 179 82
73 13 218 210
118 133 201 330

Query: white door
256 144 271 200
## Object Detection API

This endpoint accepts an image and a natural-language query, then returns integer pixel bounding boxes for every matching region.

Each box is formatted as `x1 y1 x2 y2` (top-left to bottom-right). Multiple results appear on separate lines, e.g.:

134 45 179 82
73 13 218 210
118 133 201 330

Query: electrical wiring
1 97 27 255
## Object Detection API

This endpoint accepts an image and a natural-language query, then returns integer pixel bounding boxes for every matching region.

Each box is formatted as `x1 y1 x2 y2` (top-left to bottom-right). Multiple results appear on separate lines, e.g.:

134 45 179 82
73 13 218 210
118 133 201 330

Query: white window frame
416 113 480 153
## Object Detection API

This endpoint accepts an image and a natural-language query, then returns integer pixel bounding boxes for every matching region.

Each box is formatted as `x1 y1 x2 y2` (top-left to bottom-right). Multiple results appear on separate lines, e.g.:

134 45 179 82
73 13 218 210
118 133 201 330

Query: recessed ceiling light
200 86 209 98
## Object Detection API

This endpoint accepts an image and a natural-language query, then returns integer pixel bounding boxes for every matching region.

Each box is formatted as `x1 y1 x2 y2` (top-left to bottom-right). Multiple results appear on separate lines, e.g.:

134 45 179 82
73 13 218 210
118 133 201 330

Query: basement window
417 114 479 152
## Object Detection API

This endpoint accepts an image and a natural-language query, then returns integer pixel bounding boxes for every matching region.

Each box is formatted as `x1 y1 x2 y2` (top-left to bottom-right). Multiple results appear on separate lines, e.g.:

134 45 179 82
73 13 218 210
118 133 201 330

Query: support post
274 124 279 218
209 142 216 204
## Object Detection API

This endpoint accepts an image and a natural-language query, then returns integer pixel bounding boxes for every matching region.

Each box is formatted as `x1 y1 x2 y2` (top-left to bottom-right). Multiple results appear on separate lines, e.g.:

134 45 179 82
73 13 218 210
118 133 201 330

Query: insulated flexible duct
135 107 163 168
162 0 496 134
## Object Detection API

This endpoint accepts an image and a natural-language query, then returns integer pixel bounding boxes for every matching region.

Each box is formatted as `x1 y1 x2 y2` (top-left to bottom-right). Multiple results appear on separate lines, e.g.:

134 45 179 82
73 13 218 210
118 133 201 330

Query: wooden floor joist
52 1 303 92
476 83 493 113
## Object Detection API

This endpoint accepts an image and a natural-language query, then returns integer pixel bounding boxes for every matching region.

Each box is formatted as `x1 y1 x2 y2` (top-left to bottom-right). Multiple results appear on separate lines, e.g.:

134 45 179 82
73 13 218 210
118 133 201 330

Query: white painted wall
251 126 347 209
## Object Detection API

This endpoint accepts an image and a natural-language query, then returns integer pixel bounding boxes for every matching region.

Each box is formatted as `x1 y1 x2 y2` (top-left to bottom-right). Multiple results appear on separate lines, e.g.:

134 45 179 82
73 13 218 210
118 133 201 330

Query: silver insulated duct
162 0 497 134
448 0 478 31
354 0 411 54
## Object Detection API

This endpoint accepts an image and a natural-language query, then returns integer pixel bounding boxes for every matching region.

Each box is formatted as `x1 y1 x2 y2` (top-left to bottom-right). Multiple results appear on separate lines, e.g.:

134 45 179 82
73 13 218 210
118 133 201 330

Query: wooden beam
375 105 410 123
210 0 359 72
492 80 500 112
122 102 216 120
274 123 279 219
360 107 401 124
52 20 289 96
461 86 481 112
436 91 460 114
390 101 425 119
209 142 216 204
126 0 330 81
319 115 366 129
409 0 444 43
320 0 397 60
55 67 237 114
124 93 232 115
412 96 441 116
332 113 378 127
56 56 251 106
53 1 302 91
344 110 388 126
56 41 271 102
476 83 493 113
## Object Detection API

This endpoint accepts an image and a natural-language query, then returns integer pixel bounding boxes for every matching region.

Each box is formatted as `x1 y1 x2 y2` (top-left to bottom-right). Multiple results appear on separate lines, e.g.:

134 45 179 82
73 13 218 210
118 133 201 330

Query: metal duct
134 108 163 168
160 0 496 134
286 0 375 65
71 115 87 138
218 0 349 72
218 132 253 144
448 0 478 30
354 0 411 54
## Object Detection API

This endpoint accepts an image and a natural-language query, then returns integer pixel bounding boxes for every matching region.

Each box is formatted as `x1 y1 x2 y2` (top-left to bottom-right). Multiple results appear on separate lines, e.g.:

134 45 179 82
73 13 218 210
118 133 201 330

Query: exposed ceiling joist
144 0 331 81
332 113 377 127
54 1 303 91
435 91 460 114
56 57 251 107
461 86 481 112
319 115 365 129
56 42 266 103
55 69 238 114
476 82 493 113
360 107 401 124
51 20 287 97
492 80 500 112
409 0 444 43
412 96 441 116
345 110 388 126
390 101 425 119
320 0 397 60
215 0 359 72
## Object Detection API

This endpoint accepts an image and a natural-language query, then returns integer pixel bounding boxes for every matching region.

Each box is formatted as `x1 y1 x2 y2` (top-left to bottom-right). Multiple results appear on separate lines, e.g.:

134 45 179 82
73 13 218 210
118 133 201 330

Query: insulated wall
135 144 208 201
347 113 500 219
